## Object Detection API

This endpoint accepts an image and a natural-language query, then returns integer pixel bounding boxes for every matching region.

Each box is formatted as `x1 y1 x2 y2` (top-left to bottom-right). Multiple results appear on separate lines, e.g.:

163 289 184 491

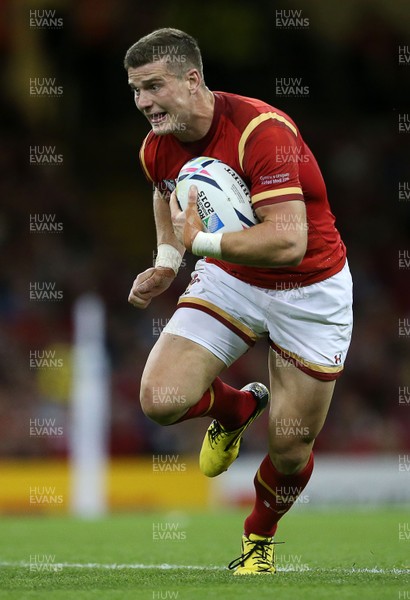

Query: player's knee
269 438 313 475
139 377 182 425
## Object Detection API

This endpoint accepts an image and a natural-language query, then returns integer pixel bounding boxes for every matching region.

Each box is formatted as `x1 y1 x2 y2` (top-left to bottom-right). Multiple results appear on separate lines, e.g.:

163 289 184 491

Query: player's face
128 61 193 137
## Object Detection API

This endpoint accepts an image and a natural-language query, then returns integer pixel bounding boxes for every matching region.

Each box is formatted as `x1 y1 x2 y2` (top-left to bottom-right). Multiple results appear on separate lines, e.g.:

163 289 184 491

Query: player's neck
173 88 215 143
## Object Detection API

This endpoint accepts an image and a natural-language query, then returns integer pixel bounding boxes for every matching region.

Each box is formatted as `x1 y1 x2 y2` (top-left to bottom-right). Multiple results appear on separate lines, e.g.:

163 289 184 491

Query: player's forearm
220 221 307 267
154 188 185 255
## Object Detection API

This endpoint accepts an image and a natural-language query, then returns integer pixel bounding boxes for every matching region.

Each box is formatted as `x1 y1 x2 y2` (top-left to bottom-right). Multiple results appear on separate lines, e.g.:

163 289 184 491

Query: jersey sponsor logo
260 173 290 186
334 352 342 365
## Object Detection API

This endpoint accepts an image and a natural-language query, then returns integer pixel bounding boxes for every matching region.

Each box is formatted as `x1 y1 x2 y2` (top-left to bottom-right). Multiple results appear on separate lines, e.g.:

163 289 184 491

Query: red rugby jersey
139 91 346 288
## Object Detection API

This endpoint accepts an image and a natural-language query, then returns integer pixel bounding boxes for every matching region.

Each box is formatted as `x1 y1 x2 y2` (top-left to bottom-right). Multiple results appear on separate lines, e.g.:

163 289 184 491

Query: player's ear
186 69 202 94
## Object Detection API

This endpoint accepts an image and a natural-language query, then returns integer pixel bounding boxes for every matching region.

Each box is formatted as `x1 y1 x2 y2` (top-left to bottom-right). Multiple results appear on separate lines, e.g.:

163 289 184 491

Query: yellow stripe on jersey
252 187 303 205
139 135 153 182
238 112 298 170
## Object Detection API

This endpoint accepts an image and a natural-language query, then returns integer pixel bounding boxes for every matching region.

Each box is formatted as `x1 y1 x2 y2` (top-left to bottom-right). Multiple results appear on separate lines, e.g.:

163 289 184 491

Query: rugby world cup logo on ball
176 157 258 233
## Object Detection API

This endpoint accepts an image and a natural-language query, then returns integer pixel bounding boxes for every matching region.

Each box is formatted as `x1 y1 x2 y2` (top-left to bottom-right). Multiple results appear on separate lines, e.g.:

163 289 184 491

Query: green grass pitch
0 508 408 599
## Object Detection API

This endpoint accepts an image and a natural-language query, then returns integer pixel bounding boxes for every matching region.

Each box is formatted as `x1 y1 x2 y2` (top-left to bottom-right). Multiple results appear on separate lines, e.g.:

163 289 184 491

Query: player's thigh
268 349 335 470
141 331 226 420
142 259 266 418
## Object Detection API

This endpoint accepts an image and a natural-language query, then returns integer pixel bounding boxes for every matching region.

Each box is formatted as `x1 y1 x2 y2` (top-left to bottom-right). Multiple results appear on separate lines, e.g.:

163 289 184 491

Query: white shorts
163 260 353 381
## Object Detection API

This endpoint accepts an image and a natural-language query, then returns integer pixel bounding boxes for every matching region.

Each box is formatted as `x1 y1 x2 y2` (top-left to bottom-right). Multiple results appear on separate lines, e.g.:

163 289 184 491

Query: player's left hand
170 185 204 252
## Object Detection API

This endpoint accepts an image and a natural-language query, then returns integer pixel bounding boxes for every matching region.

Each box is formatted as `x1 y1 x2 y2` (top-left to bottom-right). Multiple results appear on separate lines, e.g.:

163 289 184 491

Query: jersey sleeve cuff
252 186 304 208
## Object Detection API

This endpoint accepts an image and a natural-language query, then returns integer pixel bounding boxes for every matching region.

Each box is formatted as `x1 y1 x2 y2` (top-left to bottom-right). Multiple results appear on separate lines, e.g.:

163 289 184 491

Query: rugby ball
175 157 258 233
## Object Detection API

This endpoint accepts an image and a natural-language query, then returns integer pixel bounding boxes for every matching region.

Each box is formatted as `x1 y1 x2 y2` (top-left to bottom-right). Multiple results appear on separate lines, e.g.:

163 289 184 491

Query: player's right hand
128 267 175 309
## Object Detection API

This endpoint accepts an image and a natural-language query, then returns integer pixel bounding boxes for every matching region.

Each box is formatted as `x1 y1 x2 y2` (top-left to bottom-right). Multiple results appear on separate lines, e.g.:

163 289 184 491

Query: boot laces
228 539 273 571
207 421 229 448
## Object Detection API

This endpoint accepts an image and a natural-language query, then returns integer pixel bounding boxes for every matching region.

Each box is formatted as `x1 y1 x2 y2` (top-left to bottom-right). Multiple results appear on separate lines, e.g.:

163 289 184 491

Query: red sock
176 377 257 430
244 452 314 537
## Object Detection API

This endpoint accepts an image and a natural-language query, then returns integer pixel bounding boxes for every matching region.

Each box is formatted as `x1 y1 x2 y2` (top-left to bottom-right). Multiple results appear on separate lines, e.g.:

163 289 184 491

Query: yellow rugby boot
228 533 276 575
199 382 269 478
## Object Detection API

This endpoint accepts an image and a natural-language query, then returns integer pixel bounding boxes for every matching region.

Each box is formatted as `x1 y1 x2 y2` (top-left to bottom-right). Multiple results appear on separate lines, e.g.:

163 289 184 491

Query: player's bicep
255 199 306 225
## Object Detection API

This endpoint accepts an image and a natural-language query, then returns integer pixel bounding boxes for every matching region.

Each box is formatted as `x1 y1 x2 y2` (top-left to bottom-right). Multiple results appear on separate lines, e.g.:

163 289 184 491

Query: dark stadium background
0 0 409 469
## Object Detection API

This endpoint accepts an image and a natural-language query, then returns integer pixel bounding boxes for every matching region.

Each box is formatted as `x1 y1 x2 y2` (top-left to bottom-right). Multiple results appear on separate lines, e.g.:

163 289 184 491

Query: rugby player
125 28 353 575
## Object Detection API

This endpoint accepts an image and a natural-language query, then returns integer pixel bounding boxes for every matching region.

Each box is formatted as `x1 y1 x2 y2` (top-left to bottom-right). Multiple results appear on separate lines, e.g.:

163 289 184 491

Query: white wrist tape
155 244 182 275
191 232 223 258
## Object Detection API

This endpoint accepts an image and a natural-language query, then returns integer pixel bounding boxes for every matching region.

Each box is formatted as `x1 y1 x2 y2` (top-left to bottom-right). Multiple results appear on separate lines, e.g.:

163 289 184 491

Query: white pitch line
1 562 222 570
0 561 409 574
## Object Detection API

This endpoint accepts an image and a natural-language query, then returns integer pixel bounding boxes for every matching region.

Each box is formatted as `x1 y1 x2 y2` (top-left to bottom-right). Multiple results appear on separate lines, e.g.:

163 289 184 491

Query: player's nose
135 90 153 110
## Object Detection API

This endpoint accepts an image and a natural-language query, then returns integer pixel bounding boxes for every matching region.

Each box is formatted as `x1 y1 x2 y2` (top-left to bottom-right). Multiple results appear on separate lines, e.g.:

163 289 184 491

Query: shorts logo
182 273 200 295
334 352 342 365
